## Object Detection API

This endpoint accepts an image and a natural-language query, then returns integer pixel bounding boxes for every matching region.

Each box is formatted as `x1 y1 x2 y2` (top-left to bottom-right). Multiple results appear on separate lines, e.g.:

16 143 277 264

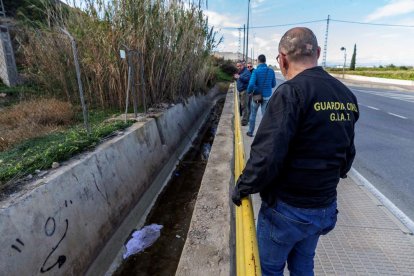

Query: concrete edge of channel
176 85 235 276
0 85 224 275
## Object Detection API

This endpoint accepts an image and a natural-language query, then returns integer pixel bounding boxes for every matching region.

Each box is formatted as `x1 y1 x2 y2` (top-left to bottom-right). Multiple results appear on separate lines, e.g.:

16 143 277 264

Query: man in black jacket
232 27 359 275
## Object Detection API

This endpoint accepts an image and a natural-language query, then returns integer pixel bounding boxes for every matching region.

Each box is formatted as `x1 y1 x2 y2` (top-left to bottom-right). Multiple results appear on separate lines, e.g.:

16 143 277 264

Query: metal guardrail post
233 83 261 276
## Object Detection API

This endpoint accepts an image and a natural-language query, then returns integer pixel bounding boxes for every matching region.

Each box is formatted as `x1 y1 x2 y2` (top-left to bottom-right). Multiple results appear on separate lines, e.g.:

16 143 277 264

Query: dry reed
16 0 221 110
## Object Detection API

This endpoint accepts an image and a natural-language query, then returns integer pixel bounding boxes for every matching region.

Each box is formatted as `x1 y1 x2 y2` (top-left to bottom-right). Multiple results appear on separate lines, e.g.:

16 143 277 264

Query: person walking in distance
246 54 276 137
232 27 359 275
234 61 251 126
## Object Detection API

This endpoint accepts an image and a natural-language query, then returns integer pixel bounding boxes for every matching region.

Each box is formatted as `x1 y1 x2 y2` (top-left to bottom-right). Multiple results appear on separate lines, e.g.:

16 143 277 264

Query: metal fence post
139 51 146 114
61 28 91 135
122 46 143 119
129 51 138 118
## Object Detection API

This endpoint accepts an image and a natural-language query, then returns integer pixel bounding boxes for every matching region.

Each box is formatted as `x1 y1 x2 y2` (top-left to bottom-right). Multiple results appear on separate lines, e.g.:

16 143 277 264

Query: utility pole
246 0 250 63
238 28 242 60
252 32 255 65
243 24 246 61
340 47 347 78
322 15 330 68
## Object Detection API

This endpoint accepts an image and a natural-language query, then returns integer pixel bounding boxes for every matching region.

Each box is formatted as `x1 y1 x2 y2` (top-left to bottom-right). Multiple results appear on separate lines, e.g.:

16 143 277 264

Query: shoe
246 132 253 137
241 122 248 126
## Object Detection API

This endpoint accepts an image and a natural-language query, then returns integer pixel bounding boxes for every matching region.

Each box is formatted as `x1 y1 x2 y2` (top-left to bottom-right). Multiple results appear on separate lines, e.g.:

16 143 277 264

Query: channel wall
176 85 235 275
0 86 223 275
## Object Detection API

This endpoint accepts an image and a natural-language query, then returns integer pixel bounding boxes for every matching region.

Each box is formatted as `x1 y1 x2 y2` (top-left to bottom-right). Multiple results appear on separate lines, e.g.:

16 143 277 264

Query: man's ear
317 46 321 59
279 54 289 78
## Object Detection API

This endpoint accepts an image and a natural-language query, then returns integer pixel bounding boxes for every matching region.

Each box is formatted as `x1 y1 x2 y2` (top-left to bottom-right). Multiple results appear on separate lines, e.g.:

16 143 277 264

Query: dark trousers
239 90 250 125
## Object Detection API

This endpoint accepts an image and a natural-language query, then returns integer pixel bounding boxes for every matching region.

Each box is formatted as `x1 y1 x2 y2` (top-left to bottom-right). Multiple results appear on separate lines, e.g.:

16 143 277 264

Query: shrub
220 60 238 76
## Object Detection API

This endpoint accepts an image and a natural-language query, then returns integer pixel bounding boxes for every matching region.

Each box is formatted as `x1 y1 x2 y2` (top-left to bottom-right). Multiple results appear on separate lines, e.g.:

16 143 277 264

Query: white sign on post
120 49 126 59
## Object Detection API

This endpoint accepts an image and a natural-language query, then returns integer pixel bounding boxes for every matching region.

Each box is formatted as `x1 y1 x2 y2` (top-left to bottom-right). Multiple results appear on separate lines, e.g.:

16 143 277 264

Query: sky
204 0 414 67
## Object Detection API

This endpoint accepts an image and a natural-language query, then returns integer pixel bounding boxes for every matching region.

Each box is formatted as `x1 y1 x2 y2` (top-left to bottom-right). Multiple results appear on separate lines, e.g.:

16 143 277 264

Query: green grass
327 67 414 80
0 82 40 96
0 83 42 110
0 116 133 186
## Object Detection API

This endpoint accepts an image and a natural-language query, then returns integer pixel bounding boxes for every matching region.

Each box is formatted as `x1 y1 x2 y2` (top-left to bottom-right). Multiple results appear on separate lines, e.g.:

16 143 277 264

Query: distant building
213 51 253 63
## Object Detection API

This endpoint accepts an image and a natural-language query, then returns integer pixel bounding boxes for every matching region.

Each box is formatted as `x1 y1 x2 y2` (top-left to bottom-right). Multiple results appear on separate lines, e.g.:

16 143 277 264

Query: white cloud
229 31 240 38
251 0 266 9
394 17 414 25
254 36 270 48
205 10 240 28
365 0 414 22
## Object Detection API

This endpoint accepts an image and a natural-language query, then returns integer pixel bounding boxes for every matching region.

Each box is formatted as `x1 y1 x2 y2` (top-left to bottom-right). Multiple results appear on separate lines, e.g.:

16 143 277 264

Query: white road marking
349 168 414 234
353 89 414 103
387 112 408 119
367 105 379 110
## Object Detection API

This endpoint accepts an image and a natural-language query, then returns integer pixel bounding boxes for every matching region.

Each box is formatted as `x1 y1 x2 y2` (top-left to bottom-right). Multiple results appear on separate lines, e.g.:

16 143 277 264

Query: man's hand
233 73 240 79
232 186 242 206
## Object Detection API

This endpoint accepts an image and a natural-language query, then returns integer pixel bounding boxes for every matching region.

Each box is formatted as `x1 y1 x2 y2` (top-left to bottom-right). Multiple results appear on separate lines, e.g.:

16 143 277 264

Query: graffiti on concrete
11 238 25 253
39 199 73 273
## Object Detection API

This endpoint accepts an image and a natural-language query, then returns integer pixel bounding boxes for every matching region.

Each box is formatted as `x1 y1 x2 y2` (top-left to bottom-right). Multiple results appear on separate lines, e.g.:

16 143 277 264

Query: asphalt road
348 85 414 221
273 72 414 221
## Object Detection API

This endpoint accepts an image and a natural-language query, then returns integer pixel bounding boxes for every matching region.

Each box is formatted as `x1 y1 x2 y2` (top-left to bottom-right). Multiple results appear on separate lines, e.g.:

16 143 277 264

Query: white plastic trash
123 224 163 259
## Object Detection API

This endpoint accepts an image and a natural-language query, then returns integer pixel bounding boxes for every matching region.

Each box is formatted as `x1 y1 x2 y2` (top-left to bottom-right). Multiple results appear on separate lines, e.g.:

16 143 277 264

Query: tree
350 44 356 70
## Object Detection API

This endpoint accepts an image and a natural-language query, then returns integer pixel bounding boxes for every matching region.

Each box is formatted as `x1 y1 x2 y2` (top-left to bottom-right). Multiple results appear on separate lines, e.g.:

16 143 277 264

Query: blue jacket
236 67 251 92
247 63 276 98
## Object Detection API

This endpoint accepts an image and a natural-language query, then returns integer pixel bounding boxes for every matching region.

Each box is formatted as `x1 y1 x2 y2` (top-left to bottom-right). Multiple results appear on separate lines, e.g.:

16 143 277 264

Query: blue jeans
248 97 269 134
257 200 338 276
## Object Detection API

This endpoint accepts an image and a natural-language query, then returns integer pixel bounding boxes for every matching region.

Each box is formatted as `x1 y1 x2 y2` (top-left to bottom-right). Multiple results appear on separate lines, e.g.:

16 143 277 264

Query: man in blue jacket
246 54 276 137
234 61 251 125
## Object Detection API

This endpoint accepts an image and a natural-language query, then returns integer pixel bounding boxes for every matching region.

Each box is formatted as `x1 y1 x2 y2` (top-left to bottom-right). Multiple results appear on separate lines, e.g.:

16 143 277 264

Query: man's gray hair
278 27 319 62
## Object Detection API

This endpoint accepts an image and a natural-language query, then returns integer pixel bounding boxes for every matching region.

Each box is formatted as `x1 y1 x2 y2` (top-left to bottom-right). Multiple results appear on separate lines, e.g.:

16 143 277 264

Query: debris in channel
123 224 163 259
201 143 211 160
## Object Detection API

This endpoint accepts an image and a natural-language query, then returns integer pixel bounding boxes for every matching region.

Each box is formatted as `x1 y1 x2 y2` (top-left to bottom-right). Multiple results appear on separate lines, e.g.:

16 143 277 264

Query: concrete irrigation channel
0 84 236 275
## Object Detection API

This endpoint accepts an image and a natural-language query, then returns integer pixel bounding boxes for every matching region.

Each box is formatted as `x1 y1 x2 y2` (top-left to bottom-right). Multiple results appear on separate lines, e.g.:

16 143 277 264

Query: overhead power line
330 19 414 28
217 18 414 30
221 19 326 30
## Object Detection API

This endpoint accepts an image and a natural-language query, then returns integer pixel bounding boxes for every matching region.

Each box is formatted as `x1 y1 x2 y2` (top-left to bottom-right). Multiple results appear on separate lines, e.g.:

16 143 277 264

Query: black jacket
234 66 359 208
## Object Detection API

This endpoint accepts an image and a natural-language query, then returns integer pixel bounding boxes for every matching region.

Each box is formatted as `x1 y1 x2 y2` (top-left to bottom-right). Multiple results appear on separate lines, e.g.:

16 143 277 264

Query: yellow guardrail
233 83 261 276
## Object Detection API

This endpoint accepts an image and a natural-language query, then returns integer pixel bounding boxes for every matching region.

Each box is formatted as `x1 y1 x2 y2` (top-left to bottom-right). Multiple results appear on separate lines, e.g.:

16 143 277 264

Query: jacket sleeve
239 70 251 84
340 98 359 178
233 84 302 198
340 133 355 178
247 70 256 93
271 71 276 88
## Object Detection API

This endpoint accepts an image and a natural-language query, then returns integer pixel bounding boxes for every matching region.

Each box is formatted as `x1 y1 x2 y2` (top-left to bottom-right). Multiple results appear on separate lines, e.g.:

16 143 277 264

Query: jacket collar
239 67 247 74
